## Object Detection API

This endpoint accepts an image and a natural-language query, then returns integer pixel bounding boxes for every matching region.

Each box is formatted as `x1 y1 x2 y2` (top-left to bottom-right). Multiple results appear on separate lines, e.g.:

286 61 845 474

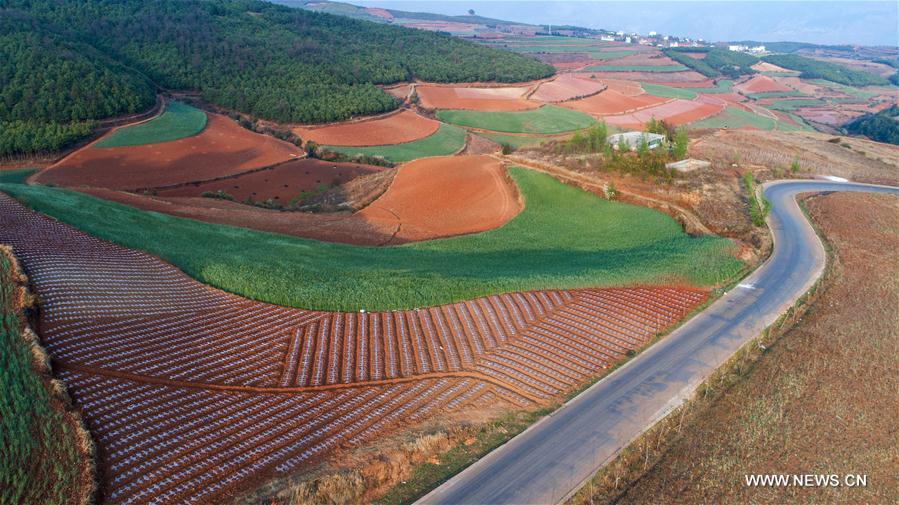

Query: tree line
1 0 554 156
762 54 889 87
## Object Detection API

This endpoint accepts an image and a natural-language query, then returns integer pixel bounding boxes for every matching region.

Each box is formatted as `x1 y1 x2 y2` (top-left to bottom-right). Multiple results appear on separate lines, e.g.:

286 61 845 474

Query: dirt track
36 113 302 190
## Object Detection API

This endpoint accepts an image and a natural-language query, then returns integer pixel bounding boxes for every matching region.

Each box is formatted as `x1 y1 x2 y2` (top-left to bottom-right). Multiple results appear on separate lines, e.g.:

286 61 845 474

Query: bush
743 172 770 226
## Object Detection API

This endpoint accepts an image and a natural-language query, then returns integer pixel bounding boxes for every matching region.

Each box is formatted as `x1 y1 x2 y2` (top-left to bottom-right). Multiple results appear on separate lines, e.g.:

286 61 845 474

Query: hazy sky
354 1 899 46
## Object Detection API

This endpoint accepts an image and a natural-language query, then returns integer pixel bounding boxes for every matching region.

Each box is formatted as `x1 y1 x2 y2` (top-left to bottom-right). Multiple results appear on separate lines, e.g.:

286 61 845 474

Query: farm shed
608 131 666 151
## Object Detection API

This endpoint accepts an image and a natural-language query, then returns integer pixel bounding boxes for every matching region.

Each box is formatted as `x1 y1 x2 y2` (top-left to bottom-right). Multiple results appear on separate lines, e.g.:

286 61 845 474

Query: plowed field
0 193 707 504
293 110 439 147
416 85 539 111
734 75 794 94
36 114 302 190
531 74 607 102
603 99 724 129
156 159 382 203
562 89 671 116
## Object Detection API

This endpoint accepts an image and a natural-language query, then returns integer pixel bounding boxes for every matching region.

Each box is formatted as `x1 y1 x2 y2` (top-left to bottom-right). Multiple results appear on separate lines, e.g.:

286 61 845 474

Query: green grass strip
640 83 697 100
95 101 207 148
2 168 742 311
1 253 84 505
766 99 828 111
745 91 806 99
0 169 37 185
583 64 688 73
689 106 782 131
437 105 595 134
482 133 562 149
324 124 466 163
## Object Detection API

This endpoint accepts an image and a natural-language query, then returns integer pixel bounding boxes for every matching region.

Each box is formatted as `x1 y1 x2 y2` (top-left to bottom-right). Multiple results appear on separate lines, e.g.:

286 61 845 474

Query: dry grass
570 192 899 505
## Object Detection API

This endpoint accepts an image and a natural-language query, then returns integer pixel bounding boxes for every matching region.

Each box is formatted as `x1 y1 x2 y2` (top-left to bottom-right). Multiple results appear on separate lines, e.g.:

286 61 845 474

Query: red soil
365 7 393 20
561 88 671 116
0 193 708 504
583 70 709 84
592 53 682 67
383 84 412 100
36 113 302 190
76 155 520 246
734 75 794 94
293 110 439 147
604 99 724 129
416 84 540 111
156 159 382 203
651 79 717 88
531 73 607 102
751 61 789 73
358 155 521 244
681 52 708 59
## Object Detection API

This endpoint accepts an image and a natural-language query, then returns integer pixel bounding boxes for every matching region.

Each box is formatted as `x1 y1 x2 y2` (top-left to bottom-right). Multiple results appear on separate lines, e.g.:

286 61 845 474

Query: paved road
416 180 899 505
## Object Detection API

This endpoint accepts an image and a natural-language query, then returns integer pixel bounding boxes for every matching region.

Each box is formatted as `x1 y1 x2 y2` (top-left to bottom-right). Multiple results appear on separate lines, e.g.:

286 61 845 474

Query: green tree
673 127 689 159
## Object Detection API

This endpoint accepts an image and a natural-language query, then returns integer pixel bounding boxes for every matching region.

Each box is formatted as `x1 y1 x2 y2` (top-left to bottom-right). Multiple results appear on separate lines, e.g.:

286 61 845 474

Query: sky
353 1 899 46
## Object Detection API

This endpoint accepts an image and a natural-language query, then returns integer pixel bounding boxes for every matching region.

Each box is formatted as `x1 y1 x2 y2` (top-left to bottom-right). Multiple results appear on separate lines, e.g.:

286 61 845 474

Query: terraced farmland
437 105 595 134
0 193 709 504
324 123 466 162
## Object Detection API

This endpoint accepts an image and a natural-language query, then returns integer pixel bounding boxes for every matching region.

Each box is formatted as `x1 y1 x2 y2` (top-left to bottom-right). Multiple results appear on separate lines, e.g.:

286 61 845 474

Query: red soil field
651 79 717 89
156 159 382 203
531 73 607 102
415 84 540 111
76 155 520 246
584 70 709 84
734 75 794 94
561 88 672 116
357 155 520 244
364 7 393 20
591 53 682 67
681 52 708 59
383 83 412 100
751 61 789 73
36 113 302 190
604 99 724 129
293 110 439 147
0 193 707 504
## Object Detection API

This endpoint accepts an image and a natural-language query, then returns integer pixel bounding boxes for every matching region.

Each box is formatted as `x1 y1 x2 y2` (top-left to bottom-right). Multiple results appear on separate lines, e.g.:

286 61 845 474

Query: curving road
416 180 899 505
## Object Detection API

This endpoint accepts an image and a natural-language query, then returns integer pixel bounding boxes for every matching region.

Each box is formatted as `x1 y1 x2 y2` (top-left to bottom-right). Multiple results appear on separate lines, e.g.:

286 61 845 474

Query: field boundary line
54 361 542 403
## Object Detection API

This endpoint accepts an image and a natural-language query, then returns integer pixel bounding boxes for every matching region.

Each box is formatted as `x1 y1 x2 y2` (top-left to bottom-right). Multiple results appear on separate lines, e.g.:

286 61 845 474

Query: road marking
738 283 757 290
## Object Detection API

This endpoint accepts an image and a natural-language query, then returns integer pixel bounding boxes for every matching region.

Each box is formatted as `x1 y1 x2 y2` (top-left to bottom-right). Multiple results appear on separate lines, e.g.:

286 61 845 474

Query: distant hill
1 0 552 156
844 105 899 145
277 0 533 27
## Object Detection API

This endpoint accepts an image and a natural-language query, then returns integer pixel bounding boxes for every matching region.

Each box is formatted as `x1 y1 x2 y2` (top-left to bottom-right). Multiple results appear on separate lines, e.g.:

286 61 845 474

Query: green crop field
689 106 799 131
324 124 466 162
482 132 563 149
1 251 86 505
437 105 594 134
642 80 735 100
641 83 698 99
95 101 208 148
2 169 742 311
745 91 807 99
583 64 688 72
766 99 828 111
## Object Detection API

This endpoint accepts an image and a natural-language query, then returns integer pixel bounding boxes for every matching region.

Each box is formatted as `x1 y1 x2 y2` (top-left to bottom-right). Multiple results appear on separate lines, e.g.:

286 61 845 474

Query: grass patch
437 105 594 134
481 132 562 149
690 106 787 131
324 124 466 163
0 169 37 184
0 250 89 505
766 98 828 111
2 168 742 311
94 101 207 148
745 91 806 99
809 79 880 100
583 64 688 73
640 83 698 100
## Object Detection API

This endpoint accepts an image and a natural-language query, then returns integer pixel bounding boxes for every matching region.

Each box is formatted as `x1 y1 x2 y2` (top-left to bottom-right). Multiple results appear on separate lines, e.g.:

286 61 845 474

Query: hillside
0 0 552 156
762 54 889 86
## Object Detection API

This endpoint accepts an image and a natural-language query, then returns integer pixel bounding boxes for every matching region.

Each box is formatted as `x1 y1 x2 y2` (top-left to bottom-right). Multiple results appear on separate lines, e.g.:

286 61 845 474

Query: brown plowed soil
356 155 521 244
74 155 520 246
561 89 672 116
156 159 382 204
750 61 790 73
582 70 709 83
0 193 708 505
416 84 540 111
293 110 439 147
531 73 607 102
734 75 794 94
35 113 302 190
603 99 724 129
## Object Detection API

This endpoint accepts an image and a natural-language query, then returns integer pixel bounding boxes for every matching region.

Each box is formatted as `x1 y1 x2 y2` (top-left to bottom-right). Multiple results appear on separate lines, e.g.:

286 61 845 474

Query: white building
600 35 615 41
608 132 666 151
648 31 657 36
